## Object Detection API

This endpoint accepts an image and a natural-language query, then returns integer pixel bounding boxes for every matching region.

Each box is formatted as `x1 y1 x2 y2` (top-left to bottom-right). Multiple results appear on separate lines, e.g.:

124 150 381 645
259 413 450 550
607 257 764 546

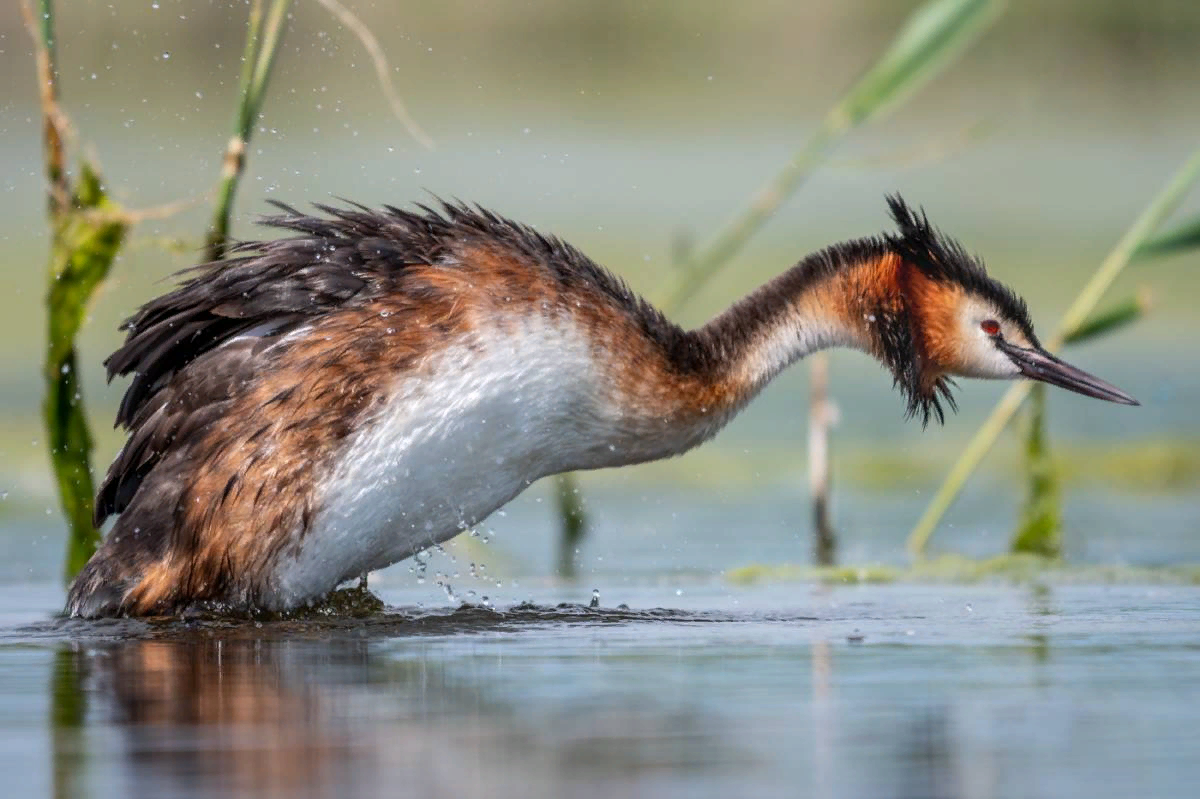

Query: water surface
2 580 1197 798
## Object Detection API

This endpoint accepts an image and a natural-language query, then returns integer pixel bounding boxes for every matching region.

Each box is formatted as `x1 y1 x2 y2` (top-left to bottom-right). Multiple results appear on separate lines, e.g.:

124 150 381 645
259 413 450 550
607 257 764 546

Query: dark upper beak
997 341 1139 405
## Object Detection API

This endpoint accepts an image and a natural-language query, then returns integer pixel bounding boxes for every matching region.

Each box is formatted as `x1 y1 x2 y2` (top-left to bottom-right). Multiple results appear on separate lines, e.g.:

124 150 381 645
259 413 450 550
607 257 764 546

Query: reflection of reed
810 638 834 799
51 648 87 799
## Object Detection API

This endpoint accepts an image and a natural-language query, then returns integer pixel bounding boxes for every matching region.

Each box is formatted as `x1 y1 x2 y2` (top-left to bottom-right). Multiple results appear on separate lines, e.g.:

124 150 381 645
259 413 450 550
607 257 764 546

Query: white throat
733 314 865 398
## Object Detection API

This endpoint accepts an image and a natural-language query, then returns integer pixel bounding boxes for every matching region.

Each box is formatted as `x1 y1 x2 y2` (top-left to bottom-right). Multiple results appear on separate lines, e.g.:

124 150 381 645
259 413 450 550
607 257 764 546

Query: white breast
264 318 612 609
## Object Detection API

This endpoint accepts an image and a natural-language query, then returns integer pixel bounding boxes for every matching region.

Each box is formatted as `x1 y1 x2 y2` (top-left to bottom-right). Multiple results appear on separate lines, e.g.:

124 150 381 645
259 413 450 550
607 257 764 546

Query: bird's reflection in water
54 626 744 799
72 636 374 798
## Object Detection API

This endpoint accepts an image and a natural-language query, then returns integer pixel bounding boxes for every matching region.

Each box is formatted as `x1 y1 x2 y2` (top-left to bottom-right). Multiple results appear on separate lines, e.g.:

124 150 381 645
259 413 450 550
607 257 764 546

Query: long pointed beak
998 341 1139 405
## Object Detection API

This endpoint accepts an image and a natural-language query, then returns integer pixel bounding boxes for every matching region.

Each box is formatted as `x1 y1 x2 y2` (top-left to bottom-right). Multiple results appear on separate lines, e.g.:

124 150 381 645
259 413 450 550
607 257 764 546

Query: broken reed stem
808 353 837 565
554 474 588 578
906 144 1200 558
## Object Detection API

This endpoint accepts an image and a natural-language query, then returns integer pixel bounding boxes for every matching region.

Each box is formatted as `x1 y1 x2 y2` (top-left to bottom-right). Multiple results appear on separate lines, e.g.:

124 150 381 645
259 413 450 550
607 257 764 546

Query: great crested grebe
66 195 1137 617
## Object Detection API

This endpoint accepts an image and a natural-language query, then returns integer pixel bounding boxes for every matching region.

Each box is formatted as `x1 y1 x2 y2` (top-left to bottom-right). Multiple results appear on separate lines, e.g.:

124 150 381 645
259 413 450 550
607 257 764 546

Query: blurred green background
2 0 1198 570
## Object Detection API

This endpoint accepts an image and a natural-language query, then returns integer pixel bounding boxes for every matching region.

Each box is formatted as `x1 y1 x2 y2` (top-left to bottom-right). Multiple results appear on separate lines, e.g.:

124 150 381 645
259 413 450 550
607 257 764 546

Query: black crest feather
881 195 1035 425
885 194 1036 345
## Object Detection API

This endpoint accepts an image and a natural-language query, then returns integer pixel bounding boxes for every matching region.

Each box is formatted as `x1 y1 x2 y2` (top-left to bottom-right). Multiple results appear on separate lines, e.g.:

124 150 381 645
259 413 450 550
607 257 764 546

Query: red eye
981 320 1000 336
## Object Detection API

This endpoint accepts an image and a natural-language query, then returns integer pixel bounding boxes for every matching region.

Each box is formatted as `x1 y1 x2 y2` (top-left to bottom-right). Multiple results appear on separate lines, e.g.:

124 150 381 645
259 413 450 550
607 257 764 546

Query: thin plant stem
808 353 837 565
664 0 1002 312
234 0 265 136
310 0 434 150
206 0 292 261
665 130 835 311
906 145 1200 557
247 0 292 116
31 0 68 212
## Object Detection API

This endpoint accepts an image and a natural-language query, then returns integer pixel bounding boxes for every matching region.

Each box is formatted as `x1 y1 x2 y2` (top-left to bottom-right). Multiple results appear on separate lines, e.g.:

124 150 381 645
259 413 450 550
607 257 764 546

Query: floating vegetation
728 554 1200 586
292 582 387 618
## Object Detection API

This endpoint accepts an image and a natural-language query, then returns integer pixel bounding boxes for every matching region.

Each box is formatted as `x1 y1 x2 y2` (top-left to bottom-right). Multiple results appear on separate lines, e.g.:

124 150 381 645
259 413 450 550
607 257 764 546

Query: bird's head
876 196 1138 424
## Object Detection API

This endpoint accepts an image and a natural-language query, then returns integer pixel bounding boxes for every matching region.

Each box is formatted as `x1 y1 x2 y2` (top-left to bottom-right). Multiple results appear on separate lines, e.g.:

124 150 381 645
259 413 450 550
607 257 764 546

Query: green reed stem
205 0 292 261
665 0 1003 312
24 0 131 580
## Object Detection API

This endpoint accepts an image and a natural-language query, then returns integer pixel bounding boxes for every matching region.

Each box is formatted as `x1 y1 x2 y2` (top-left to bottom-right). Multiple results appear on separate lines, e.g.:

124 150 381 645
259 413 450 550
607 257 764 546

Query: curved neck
590 243 919 466
687 244 904 407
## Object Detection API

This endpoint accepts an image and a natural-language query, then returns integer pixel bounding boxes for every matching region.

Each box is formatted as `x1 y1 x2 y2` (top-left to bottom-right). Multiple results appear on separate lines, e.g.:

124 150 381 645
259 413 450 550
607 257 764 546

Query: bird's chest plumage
264 323 614 608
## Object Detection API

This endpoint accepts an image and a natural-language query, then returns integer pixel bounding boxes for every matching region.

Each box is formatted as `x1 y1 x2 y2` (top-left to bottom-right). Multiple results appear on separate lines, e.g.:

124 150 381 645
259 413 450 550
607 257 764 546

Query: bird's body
66 197 1136 618
268 305 709 607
